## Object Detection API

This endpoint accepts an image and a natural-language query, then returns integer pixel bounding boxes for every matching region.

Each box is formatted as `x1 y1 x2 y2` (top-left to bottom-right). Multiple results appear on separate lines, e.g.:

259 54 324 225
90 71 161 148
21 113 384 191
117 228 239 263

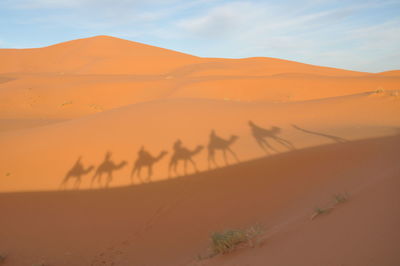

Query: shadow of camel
292 124 347 143
208 130 239 169
60 157 94 190
91 151 127 188
131 146 168 184
168 139 203 178
249 120 295 154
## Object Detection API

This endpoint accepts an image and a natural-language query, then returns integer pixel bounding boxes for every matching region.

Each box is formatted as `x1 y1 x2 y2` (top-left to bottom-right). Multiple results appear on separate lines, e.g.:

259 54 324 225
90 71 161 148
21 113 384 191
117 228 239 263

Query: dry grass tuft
311 207 332 220
207 224 265 257
311 192 350 220
334 193 349 204
210 229 248 254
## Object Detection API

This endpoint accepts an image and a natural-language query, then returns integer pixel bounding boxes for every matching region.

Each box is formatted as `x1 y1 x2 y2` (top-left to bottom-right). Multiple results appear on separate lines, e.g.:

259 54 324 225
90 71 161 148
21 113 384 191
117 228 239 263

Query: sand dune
0 36 362 76
0 69 398 122
0 135 399 265
377 70 400 76
0 36 399 266
0 36 198 75
0 92 399 192
1 36 399 123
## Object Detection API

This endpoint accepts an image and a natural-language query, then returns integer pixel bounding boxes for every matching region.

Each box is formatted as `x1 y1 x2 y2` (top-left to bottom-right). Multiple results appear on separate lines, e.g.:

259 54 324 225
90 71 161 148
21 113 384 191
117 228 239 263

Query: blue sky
1 0 399 72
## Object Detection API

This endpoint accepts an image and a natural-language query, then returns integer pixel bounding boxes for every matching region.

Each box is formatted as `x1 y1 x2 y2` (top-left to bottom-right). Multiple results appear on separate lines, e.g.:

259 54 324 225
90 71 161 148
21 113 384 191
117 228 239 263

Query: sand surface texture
0 36 399 266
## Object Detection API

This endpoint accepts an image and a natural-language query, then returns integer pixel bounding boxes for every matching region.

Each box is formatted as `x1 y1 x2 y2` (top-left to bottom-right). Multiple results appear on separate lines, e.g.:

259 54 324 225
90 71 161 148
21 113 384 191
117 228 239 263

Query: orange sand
0 36 399 265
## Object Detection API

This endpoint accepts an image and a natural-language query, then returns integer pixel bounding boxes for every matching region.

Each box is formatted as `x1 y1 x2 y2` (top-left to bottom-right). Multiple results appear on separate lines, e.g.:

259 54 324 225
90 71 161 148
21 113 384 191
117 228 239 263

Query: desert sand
0 36 399 266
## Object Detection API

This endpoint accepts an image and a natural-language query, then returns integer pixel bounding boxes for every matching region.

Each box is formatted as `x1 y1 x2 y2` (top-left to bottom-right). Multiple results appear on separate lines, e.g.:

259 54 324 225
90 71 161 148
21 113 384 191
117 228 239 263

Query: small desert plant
311 193 350 220
375 87 385 94
311 207 332 220
211 229 247 254
209 225 265 255
334 193 348 204
315 207 327 215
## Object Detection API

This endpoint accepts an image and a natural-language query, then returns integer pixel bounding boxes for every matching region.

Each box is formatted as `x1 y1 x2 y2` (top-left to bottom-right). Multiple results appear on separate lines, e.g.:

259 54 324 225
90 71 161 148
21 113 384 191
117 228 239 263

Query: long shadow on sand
168 139 203 178
292 124 347 143
207 130 239 169
60 157 94 190
131 146 168 184
248 120 295 154
91 151 127 188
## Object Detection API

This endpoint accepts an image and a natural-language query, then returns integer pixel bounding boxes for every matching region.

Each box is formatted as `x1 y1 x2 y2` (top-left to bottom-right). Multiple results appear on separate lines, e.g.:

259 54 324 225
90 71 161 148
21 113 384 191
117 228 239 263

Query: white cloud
1 0 399 71
171 0 400 71
6 0 89 9
5 0 170 9
177 2 263 39
177 1 352 42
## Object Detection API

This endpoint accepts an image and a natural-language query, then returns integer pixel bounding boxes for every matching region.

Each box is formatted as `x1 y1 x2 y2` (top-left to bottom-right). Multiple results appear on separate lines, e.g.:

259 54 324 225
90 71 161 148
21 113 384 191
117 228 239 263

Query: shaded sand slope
203 152 400 266
0 135 399 266
0 92 398 192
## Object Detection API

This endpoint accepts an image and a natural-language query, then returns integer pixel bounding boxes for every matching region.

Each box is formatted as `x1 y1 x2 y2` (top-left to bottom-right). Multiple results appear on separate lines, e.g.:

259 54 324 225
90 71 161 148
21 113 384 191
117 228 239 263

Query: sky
0 0 399 72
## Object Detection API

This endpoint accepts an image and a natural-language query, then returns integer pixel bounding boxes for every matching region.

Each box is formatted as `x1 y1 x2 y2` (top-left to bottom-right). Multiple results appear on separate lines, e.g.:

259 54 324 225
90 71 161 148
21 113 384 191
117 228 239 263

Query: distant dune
0 35 198 75
1 36 399 121
0 36 399 266
378 70 400 76
0 35 363 76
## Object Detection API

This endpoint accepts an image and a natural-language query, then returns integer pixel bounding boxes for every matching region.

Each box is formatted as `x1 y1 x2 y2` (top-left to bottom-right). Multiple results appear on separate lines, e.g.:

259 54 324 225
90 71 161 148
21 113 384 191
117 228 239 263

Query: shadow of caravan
60 157 94 190
131 146 168 184
207 130 239 169
168 139 203 178
292 124 347 143
248 120 295 154
91 151 127 188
